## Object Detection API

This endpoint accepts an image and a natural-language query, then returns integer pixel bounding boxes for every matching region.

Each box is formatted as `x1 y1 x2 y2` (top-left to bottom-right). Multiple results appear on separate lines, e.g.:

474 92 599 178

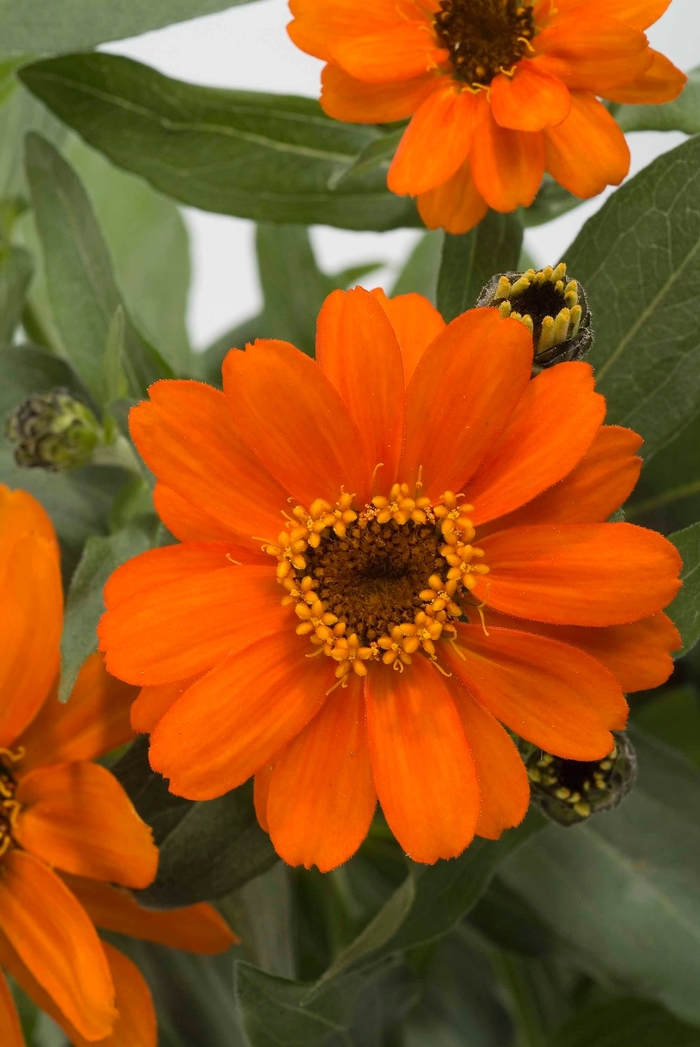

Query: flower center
433 0 536 87
490 263 584 357
0 748 22 859
265 485 490 685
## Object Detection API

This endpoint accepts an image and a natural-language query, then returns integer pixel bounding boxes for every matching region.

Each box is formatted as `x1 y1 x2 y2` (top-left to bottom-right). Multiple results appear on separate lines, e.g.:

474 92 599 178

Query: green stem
91 433 143 476
491 951 549 1047
625 479 700 520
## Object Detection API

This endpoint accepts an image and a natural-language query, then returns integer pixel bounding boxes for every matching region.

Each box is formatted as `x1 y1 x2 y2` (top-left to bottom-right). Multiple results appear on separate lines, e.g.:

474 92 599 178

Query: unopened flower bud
477 262 593 374
6 389 102 472
520 732 636 827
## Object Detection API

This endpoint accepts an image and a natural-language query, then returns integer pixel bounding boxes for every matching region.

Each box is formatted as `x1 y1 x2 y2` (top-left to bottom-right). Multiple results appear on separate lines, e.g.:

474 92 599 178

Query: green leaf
59 522 154 701
0 0 263 58
437 211 523 322
236 959 416 1047
113 737 277 907
19 54 421 231
67 138 193 375
613 66 700 136
500 727 700 1026
391 230 443 303
222 863 296 980
633 685 700 769
314 811 544 991
666 523 700 655
567 135 700 459
624 412 700 533
24 132 173 402
0 82 66 200
0 244 33 343
550 998 700 1047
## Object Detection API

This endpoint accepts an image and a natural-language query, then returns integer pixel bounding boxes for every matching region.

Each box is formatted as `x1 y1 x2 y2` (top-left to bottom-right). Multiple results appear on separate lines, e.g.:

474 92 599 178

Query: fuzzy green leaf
0 244 32 343
667 523 700 655
567 135 700 459
550 998 700 1047
19 54 420 231
437 211 523 322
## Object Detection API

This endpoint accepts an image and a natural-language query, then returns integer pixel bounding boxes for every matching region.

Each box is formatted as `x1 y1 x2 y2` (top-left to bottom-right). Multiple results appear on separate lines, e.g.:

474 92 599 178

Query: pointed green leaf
437 211 523 322
101 306 129 405
59 522 154 701
24 133 172 403
19 55 420 231
567 135 700 459
391 230 443 302
666 523 700 655
0 0 264 58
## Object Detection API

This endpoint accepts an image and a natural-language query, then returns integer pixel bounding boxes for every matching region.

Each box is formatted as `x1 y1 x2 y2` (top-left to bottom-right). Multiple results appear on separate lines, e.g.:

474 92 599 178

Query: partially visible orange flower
287 0 687 232
0 487 236 1047
98 288 682 873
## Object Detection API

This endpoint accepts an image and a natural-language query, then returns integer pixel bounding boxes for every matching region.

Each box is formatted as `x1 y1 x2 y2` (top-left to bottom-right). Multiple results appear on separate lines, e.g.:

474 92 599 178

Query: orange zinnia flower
98 289 682 871
0 487 236 1047
287 0 687 232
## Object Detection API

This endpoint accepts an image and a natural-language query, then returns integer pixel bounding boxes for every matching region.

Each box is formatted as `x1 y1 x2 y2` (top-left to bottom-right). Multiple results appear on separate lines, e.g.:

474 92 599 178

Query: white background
105 0 699 349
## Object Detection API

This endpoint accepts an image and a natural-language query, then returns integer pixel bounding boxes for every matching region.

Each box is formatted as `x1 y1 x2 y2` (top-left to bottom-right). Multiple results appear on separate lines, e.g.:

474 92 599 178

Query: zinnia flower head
287 0 687 233
0 486 236 1047
98 288 682 873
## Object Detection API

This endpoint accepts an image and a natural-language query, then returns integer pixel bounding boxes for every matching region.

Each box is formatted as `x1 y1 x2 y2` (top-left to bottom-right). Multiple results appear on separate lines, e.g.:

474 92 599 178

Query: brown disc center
433 0 535 86
304 518 446 642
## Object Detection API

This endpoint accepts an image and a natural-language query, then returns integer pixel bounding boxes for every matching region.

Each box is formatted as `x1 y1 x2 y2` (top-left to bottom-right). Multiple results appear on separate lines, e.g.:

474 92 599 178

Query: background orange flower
0 487 237 1047
288 0 687 231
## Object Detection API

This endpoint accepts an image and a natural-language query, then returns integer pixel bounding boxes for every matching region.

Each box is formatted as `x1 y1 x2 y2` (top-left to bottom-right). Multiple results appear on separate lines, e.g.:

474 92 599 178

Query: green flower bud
5 389 102 472
476 262 593 374
520 732 637 827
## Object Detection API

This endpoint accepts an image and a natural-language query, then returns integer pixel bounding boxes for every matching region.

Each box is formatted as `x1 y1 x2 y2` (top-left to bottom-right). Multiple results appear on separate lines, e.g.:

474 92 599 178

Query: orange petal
544 90 630 198
365 658 479 863
558 0 671 32
153 483 242 543
61 874 238 954
417 160 489 234
99 564 286 686
254 759 275 832
490 60 571 132
0 930 155 1047
0 533 62 748
130 380 289 545
149 632 333 800
267 674 376 872
0 485 58 569
388 83 478 195
474 523 682 626
469 94 545 211
477 608 680 692
402 308 533 499
0 850 116 1040
371 288 446 386
321 61 435 122
533 11 653 91
16 653 137 772
15 761 158 889
487 424 643 530
448 681 530 839
131 676 201 733
222 340 373 507
466 362 605 525
287 0 413 61
603 49 687 103
445 625 628 760
104 541 267 610
316 288 404 487
0 973 24 1047
332 24 447 83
